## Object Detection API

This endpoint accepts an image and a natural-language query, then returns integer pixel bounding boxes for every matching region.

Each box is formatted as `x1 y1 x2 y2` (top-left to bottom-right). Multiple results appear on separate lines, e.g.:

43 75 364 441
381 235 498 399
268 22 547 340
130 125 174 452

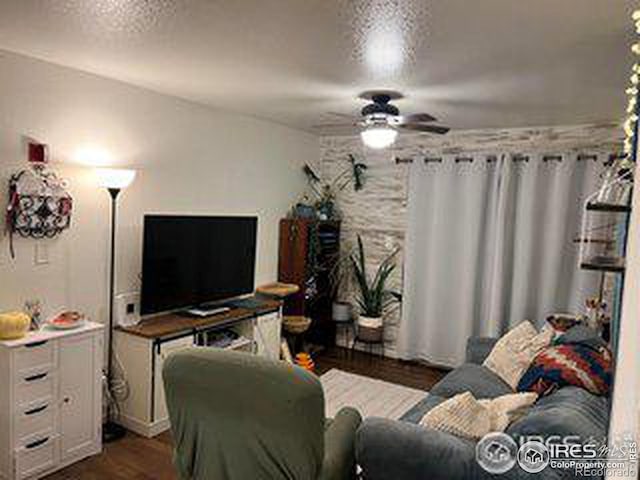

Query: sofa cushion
356 418 476 480
465 337 498 365
507 386 610 441
431 363 513 399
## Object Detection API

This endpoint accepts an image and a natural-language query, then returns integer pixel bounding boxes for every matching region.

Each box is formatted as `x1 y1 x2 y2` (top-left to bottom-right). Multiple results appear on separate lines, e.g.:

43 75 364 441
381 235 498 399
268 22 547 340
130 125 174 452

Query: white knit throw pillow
483 321 553 389
420 392 490 440
479 392 538 432
420 391 538 440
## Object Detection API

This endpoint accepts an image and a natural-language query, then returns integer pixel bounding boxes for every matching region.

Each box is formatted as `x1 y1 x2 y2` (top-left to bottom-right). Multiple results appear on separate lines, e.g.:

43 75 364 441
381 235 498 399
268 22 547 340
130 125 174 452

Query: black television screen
140 215 257 315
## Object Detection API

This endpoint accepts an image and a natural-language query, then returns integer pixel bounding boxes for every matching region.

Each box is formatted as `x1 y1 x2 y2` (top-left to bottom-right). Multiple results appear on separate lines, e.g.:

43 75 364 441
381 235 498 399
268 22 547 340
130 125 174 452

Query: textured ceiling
0 0 636 134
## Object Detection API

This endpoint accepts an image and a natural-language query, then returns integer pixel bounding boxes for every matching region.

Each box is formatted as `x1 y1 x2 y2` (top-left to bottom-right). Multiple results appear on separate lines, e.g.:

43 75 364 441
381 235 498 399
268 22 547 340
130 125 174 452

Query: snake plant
350 235 402 318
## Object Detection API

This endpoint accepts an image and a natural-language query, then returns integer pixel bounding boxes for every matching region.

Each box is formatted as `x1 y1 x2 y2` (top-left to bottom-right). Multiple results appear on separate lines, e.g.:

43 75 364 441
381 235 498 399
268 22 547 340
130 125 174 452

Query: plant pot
332 302 352 323
358 315 383 329
357 315 383 342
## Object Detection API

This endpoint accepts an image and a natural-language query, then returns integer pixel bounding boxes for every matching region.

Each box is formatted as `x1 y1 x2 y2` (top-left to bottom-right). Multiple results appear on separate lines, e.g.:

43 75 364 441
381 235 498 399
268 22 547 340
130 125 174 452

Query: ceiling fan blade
326 111 360 120
398 124 450 134
311 122 360 129
395 113 437 124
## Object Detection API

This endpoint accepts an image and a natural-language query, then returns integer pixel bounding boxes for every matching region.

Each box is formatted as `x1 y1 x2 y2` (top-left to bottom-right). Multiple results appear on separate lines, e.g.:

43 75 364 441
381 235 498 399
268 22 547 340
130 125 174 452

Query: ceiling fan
315 90 450 149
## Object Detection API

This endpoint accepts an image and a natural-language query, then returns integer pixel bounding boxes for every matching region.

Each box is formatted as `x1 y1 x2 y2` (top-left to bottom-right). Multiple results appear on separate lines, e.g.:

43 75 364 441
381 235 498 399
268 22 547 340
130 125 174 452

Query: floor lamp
96 168 136 443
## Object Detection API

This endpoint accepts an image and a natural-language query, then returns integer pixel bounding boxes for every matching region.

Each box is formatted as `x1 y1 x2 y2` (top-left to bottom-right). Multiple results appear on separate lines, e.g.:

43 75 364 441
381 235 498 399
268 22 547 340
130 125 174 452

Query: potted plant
325 247 351 322
350 235 401 341
300 156 368 221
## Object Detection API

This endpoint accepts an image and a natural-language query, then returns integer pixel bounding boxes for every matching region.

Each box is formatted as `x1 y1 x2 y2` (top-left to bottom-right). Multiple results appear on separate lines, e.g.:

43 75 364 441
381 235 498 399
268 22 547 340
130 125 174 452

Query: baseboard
118 414 170 438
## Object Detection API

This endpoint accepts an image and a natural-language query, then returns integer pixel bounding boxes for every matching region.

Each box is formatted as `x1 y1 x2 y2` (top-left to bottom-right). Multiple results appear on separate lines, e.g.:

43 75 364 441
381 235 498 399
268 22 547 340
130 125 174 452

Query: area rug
320 369 427 420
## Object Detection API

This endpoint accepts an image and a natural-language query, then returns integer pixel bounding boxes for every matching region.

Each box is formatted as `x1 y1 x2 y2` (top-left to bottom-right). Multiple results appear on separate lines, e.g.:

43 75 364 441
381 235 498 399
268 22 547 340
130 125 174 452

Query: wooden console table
117 298 282 340
114 297 282 437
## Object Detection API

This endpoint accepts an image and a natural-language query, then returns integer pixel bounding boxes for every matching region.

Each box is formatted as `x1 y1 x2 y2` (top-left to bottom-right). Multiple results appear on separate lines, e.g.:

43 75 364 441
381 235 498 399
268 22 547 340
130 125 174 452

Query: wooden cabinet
0 323 103 480
59 332 102 465
278 219 341 347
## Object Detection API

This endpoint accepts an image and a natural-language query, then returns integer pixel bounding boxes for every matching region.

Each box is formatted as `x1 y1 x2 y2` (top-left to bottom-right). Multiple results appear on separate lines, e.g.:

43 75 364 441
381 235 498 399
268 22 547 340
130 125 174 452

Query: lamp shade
96 168 136 190
360 126 398 149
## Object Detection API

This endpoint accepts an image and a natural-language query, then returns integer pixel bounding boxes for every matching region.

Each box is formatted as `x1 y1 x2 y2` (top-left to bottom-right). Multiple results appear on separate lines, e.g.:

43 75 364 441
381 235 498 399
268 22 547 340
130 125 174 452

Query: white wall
606 144 640 479
0 50 318 325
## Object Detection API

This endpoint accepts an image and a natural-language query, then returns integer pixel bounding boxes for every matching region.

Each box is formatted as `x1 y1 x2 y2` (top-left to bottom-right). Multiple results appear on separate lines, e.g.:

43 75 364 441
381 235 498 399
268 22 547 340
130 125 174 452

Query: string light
622 9 640 162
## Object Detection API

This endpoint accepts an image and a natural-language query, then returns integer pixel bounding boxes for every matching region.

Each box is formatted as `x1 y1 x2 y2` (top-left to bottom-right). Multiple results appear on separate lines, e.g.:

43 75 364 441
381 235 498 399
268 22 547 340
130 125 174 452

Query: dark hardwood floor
46 347 446 479
47 431 176 480
315 345 447 391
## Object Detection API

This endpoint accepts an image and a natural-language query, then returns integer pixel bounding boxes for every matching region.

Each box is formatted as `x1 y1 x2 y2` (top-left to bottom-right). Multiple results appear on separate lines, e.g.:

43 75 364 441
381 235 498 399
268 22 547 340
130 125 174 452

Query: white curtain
397 153 604 367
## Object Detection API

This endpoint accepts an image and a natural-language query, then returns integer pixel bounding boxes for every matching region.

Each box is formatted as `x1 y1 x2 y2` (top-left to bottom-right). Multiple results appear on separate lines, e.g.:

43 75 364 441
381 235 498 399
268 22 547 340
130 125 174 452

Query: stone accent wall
319 123 623 357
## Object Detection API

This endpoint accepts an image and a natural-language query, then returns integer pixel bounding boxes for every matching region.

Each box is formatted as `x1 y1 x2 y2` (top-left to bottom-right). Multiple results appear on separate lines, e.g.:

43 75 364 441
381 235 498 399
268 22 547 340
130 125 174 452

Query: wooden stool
256 283 301 362
283 315 311 355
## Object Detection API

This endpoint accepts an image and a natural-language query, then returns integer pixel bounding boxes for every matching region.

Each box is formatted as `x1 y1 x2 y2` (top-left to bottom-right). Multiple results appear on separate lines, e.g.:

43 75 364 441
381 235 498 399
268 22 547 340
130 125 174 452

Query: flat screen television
140 215 257 315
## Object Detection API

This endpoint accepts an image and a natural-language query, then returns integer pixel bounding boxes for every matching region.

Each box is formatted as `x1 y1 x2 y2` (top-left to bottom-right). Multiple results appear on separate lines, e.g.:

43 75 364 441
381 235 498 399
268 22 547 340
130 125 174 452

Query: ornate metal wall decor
6 166 73 257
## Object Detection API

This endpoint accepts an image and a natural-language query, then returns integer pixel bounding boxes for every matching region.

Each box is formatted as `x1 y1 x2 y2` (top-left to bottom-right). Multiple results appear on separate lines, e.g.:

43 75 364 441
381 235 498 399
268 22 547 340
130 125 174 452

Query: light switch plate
34 242 50 265
115 292 141 327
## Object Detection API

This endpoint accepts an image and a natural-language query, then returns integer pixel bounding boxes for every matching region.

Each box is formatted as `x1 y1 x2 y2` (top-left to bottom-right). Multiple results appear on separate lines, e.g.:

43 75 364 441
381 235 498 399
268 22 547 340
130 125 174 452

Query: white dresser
0 323 104 480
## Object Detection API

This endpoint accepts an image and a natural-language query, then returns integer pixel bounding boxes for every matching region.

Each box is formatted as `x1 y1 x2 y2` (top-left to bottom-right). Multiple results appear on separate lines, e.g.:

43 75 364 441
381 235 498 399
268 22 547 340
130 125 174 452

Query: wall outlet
115 292 141 327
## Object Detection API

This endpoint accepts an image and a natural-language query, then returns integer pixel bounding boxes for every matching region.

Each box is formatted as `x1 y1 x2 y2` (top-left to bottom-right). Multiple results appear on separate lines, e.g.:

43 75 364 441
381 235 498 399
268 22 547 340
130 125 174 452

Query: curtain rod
394 152 623 165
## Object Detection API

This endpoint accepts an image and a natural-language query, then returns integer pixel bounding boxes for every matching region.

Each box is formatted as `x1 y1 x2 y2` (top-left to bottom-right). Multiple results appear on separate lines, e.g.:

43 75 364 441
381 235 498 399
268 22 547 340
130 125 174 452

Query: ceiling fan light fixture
360 125 398 149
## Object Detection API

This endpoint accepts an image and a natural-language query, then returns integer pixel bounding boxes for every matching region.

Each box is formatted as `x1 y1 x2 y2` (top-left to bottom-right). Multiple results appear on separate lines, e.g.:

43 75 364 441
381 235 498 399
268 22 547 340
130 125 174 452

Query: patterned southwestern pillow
517 343 612 396
545 313 584 333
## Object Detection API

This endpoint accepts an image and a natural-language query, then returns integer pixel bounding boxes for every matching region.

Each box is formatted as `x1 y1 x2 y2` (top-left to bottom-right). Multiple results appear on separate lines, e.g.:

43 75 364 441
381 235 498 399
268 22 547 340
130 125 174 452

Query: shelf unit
198 332 255 352
278 219 341 349
580 258 626 273
578 188 633 345
586 202 632 213
579 200 631 274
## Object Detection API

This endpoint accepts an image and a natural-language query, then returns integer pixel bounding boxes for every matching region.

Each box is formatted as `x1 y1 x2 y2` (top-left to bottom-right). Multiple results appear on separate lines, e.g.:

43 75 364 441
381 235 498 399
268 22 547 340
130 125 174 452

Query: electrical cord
103 349 130 421
110 350 130 402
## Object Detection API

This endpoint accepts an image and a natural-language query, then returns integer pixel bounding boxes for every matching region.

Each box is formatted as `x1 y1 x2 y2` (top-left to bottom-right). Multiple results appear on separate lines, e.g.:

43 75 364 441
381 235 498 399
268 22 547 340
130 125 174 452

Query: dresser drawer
14 340 56 373
16 398 56 444
15 368 55 405
15 434 58 480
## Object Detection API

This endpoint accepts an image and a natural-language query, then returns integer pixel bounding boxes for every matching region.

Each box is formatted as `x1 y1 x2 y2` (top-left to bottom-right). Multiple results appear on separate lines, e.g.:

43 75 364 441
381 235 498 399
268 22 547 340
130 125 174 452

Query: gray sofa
356 327 611 479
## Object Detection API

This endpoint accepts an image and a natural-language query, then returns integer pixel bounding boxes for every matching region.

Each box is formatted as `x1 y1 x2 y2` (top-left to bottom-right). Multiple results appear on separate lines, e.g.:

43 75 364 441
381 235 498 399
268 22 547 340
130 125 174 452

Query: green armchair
163 348 362 480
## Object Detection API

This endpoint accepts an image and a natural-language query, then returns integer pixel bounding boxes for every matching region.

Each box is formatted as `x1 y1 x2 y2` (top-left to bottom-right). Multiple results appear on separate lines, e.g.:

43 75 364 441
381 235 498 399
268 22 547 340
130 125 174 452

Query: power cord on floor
103 350 130 421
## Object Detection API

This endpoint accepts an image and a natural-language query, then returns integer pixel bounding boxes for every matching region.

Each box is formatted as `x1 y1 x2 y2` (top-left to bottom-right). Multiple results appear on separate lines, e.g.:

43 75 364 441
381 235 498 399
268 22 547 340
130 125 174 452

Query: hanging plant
348 154 368 191
300 155 368 220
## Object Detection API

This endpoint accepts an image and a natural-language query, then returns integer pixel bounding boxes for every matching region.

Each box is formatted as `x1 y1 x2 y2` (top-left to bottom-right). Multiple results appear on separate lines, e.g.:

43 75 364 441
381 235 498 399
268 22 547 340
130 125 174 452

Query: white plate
46 319 85 330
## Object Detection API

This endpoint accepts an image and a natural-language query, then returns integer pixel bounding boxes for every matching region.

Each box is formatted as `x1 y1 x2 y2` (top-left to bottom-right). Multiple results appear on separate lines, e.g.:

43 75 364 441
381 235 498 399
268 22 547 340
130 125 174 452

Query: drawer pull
24 404 48 416
24 372 48 382
25 437 49 450
24 340 48 348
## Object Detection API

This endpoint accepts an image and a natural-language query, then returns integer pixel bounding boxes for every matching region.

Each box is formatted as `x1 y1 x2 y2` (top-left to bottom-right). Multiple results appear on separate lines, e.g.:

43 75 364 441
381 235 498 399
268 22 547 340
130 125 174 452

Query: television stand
114 296 283 438
185 306 231 318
